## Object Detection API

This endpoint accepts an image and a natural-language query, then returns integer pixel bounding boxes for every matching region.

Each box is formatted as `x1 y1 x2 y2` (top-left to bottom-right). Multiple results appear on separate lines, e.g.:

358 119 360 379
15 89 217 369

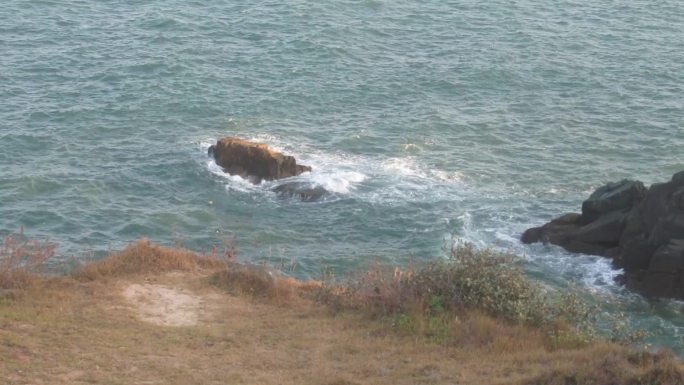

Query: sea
1 0 683 351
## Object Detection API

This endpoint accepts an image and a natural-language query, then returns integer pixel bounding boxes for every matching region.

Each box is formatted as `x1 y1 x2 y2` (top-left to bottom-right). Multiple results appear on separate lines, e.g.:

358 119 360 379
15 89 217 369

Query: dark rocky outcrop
208 137 311 183
522 171 684 300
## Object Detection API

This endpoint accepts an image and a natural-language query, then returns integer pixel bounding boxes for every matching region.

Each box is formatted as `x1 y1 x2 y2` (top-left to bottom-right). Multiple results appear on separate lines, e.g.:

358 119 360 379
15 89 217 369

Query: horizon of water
2 0 683 351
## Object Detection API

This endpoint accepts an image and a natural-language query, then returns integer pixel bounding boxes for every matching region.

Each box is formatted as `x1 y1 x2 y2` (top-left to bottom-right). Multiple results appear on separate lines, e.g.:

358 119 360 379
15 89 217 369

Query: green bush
409 244 547 323
316 243 618 344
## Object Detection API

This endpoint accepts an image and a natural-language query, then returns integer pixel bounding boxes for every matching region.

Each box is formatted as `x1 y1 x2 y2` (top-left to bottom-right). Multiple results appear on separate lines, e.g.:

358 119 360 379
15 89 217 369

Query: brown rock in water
208 137 311 183
521 171 684 300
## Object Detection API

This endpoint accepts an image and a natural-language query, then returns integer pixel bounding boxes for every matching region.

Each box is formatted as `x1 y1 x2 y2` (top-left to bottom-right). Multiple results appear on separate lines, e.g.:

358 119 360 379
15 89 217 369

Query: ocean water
2 0 684 349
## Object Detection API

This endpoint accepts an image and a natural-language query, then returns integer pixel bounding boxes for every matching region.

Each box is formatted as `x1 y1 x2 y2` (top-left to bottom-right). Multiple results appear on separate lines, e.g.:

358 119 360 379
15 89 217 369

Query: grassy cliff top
1 238 683 385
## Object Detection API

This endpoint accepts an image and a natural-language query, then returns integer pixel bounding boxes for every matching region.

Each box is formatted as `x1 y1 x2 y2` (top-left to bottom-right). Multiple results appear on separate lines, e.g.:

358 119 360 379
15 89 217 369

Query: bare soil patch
122 283 203 327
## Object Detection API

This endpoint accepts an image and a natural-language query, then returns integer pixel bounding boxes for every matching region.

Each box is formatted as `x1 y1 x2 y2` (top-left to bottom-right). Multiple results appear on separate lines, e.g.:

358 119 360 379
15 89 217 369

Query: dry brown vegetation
209 264 320 304
1 238 683 384
73 238 224 280
0 228 55 290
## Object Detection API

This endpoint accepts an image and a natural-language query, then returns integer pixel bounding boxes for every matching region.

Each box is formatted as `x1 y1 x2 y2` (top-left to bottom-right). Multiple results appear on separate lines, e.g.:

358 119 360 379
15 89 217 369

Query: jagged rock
563 239 609 256
620 206 646 245
580 180 646 223
572 209 629 245
641 240 684 298
647 240 684 273
522 171 684 300
521 213 582 245
650 213 684 246
208 137 311 183
520 211 622 256
640 182 678 231
620 236 657 273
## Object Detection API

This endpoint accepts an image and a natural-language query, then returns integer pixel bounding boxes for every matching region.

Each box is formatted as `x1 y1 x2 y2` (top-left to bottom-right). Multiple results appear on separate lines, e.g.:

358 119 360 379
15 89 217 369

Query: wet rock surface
272 181 328 202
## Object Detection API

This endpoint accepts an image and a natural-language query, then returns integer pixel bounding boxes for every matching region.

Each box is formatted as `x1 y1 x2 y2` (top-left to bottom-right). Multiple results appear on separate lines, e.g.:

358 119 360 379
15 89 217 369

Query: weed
609 312 648 346
208 235 237 268
0 228 55 289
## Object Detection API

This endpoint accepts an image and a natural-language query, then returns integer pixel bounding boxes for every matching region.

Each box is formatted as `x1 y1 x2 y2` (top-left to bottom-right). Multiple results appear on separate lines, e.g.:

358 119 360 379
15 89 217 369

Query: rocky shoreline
522 171 684 300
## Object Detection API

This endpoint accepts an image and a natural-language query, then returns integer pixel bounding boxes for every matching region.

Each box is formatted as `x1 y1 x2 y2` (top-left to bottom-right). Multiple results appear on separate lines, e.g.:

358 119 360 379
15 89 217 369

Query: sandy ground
120 273 226 327
122 283 203 327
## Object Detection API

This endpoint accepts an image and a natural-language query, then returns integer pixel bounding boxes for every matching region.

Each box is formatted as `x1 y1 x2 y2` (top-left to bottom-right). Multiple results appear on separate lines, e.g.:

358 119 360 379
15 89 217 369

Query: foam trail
309 170 366 194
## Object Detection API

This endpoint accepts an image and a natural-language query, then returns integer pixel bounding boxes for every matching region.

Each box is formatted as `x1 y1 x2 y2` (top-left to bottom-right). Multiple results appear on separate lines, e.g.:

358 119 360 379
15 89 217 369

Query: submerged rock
272 181 328 202
208 137 311 183
522 171 684 300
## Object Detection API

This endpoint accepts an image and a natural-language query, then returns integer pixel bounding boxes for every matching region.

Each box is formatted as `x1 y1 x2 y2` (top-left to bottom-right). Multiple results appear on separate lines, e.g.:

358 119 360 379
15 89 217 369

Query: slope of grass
1 239 683 384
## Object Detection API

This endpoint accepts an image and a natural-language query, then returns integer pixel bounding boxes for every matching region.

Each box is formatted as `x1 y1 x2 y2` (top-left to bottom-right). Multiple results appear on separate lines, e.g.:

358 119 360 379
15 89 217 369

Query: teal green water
2 0 683 350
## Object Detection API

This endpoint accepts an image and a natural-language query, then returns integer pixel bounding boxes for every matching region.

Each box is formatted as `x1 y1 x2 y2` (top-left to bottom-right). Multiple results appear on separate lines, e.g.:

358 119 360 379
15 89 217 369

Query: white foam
381 157 423 177
199 138 369 197
455 211 626 297
309 170 366 194
205 158 259 193
380 157 465 187
580 258 622 294
432 169 465 183
245 134 287 152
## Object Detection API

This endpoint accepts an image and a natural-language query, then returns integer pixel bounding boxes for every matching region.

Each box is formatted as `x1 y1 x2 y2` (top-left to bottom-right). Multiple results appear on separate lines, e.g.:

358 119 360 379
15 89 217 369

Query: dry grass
0 228 55 290
315 244 599 347
73 239 224 280
208 264 320 304
523 346 684 385
2 269 682 385
1 239 684 384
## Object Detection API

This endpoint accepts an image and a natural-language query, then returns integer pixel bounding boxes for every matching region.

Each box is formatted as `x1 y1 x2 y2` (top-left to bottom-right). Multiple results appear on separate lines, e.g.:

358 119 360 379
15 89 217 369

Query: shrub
319 244 548 321
0 228 56 290
318 263 410 315
316 243 609 345
409 244 548 323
